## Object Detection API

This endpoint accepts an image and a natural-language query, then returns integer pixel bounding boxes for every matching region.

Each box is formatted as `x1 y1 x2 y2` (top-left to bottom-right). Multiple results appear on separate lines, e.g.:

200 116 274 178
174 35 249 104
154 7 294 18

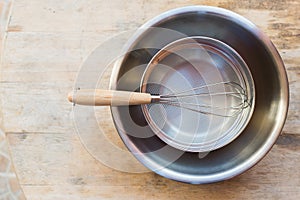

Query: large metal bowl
110 6 289 183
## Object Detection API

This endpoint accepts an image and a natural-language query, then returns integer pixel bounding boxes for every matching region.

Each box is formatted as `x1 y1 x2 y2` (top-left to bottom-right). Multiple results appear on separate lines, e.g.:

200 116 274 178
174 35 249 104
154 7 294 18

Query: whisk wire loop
152 81 249 117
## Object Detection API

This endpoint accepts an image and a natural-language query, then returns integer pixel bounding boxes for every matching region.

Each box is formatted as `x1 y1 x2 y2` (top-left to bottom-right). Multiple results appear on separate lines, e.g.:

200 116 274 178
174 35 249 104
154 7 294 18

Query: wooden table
1 0 299 199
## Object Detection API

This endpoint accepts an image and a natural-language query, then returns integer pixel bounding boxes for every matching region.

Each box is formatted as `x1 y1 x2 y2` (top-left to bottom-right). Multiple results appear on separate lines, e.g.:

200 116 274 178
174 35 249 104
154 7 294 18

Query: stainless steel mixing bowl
110 6 289 183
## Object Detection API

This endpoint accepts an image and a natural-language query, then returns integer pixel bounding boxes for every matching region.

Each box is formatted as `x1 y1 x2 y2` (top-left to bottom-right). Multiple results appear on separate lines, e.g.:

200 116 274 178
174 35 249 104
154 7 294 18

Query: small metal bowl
140 36 255 152
110 6 289 183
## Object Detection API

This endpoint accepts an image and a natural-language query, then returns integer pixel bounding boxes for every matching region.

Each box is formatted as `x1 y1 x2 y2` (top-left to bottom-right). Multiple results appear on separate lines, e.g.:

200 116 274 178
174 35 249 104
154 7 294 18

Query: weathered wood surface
0 0 25 198
0 0 299 199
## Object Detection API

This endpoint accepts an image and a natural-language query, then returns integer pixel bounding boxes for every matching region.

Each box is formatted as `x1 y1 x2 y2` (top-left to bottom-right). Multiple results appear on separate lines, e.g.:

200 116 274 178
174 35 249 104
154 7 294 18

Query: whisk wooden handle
68 89 152 106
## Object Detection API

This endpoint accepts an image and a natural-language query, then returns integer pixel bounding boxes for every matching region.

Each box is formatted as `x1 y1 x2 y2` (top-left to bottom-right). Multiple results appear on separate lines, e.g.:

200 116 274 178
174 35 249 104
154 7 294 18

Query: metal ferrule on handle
150 95 161 103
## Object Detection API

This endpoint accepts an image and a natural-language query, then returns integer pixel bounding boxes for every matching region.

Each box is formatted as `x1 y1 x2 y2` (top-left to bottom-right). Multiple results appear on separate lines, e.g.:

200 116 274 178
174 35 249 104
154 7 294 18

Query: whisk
68 81 250 117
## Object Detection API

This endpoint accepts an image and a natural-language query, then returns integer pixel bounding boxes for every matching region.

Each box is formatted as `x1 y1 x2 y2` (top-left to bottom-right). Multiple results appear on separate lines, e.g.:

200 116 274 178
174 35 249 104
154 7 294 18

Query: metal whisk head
150 81 250 117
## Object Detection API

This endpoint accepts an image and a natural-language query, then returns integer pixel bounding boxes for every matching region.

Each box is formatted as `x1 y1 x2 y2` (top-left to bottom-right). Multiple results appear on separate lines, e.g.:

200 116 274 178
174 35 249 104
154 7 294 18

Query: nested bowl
110 6 289 183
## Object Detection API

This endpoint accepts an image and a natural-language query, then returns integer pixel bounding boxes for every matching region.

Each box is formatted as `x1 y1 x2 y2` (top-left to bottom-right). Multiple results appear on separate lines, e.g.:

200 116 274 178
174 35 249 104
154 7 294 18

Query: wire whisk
68 81 250 118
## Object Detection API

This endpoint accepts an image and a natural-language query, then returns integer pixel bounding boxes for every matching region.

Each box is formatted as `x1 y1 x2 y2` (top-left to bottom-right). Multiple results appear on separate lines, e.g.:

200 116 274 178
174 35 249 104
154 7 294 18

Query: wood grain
1 0 299 199
0 0 26 198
